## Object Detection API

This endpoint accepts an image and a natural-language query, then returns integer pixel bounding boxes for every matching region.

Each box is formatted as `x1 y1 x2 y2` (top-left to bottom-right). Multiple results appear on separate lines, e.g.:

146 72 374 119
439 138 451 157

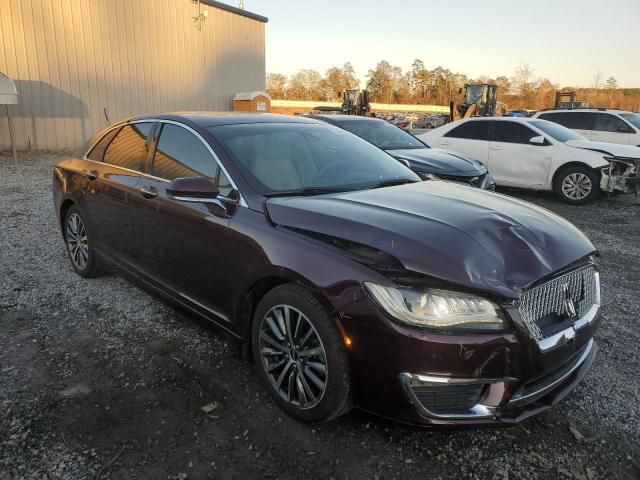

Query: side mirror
529 135 546 145
166 176 219 201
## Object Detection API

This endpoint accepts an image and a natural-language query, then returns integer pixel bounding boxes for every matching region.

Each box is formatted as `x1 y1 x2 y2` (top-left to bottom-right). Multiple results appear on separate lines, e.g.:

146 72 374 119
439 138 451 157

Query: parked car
419 117 640 203
413 114 449 129
533 109 640 146
311 115 495 190
54 113 601 427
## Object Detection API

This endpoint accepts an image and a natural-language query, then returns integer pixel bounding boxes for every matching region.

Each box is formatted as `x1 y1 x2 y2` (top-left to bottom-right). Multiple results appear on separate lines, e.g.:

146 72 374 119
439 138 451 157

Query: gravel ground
1 151 639 480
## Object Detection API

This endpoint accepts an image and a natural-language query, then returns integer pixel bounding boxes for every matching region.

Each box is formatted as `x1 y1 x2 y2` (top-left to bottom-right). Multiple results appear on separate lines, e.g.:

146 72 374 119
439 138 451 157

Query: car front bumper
339 293 600 428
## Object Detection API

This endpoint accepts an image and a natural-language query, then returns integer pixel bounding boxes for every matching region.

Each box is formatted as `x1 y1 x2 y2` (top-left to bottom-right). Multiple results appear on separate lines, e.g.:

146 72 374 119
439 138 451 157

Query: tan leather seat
250 140 302 191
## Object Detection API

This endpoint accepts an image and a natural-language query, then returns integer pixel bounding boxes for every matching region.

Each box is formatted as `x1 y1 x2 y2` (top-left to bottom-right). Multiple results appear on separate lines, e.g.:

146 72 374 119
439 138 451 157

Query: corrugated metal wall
0 0 266 149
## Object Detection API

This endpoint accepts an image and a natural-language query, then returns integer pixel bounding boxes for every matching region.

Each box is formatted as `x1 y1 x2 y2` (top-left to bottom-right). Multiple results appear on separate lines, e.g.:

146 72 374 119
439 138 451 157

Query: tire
251 284 351 423
553 165 600 205
63 205 103 277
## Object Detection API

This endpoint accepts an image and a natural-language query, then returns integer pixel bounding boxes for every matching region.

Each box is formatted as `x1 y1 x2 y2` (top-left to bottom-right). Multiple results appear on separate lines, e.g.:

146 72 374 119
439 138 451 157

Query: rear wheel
554 166 600 204
251 284 351 422
63 206 103 277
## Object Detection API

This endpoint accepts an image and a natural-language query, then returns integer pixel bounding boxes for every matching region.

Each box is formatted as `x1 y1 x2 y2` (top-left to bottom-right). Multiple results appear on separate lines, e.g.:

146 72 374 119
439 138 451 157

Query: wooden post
6 104 17 168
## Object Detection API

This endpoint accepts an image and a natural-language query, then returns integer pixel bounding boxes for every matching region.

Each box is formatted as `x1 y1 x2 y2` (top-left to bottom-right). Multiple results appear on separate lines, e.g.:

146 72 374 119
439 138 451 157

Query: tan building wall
0 0 267 149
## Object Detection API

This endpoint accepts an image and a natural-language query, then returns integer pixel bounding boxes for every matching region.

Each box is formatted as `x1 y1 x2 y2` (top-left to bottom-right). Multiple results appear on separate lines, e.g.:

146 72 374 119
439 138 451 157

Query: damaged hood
565 140 640 159
386 147 487 176
266 182 595 298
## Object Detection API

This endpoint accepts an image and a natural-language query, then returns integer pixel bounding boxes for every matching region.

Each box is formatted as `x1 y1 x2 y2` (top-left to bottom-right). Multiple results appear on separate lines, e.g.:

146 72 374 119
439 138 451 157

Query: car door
82 122 154 263
488 121 553 187
589 113 633 144
130 121 236 321
437 120 492 163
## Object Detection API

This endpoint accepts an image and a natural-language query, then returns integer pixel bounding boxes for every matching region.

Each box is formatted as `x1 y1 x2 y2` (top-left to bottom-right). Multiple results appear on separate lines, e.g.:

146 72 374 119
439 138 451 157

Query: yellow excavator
449 83 508 122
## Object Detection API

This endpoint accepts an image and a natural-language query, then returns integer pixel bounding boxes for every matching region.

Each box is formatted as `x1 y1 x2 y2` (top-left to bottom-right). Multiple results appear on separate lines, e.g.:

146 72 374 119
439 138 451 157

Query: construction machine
449 83 508 122
313 89 371 116
555 90 588 109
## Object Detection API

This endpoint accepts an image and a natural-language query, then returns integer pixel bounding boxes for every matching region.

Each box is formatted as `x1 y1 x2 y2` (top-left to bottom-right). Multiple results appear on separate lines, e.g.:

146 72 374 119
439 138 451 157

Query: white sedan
418 117 640 204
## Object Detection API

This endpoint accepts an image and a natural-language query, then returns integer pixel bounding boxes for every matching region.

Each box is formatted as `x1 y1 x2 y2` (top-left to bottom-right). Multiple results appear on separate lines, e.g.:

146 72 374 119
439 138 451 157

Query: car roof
309 114 385 125
132 112 323 127
536 108 634 114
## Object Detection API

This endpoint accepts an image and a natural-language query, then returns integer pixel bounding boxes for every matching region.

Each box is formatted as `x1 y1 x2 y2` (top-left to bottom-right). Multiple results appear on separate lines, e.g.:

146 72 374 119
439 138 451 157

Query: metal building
0 0 267 150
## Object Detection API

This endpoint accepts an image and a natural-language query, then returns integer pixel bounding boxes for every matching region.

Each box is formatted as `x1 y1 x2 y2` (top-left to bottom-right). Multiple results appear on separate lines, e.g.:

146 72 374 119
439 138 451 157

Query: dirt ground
1 151 639 480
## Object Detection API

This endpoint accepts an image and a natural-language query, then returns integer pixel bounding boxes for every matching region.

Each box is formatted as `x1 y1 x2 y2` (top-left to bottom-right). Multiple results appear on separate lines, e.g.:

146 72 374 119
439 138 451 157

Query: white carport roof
0 72 18 104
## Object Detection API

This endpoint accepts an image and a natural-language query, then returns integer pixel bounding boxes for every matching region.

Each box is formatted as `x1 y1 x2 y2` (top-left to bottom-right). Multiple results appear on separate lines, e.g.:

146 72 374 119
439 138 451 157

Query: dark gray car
311 115 495 190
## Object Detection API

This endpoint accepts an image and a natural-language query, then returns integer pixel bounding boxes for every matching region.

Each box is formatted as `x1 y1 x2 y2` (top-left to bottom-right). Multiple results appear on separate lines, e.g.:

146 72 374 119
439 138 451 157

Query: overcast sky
229 0 639 88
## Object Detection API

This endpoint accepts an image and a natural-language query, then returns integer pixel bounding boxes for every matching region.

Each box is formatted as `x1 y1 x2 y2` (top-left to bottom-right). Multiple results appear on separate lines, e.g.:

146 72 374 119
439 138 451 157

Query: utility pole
239 1 245 9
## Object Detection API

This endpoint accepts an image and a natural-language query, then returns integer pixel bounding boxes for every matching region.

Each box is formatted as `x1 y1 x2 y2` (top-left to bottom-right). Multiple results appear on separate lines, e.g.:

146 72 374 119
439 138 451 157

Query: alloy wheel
561 173 592 200
258 304 328 409
66 213 89 270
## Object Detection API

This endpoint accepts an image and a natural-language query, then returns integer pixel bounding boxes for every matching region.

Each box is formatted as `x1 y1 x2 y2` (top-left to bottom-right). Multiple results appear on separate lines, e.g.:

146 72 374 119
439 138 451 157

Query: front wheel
251 284 351 423
63 206 103 277
553 166 600 204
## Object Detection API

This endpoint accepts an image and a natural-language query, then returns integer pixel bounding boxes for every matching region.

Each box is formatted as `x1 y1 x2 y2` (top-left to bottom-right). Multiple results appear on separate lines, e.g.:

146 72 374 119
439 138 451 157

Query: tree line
266 60 640 111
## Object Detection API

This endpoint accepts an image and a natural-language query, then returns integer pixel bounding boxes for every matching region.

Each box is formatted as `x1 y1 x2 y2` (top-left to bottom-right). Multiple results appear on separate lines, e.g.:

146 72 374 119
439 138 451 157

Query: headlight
364 283 507 332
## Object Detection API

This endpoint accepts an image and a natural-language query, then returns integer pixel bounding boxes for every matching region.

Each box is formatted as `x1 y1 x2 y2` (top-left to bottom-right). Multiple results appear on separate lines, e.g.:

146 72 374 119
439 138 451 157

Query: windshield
529 120 587 143
620 113 640 130
465 85 486 104
207 123 419 195
337 119 426 150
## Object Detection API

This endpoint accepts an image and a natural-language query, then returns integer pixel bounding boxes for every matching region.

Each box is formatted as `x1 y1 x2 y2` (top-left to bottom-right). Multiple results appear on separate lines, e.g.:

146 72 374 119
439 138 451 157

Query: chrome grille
519 266 598 340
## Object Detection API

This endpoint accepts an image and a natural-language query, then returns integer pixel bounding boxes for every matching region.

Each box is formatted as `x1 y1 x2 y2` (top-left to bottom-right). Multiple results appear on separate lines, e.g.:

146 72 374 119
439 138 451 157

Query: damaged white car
419 117 640 204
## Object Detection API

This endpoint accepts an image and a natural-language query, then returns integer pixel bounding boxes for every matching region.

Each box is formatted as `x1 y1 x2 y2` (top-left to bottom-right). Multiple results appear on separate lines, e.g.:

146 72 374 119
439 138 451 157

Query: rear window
103 123 154 171
86 127 121 161
444 121 492 140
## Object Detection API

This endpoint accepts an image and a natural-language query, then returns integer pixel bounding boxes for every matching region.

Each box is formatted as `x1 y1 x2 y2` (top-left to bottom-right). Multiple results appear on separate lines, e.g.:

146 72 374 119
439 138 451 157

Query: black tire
251 284 351 423
553 165 600 205
63 205 103 277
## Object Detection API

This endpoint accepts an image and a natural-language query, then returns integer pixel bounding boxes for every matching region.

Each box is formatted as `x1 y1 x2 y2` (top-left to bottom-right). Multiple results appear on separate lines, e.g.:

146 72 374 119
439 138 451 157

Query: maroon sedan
53 113 600 427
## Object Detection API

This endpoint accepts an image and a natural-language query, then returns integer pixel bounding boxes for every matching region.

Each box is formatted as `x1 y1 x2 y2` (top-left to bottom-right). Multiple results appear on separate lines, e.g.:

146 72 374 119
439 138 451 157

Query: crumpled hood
386 147 487 176
266 182 595 298
566 140 640 159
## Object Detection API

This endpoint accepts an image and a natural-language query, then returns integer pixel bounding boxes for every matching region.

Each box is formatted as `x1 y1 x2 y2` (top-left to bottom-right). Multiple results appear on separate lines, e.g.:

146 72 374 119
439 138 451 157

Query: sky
223 0 639 88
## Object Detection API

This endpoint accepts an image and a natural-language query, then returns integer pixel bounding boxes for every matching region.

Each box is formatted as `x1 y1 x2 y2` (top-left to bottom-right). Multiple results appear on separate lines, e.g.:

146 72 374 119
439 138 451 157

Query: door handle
440 140 449 146
490 145 502 150
139 186 159 199
84 170 99 180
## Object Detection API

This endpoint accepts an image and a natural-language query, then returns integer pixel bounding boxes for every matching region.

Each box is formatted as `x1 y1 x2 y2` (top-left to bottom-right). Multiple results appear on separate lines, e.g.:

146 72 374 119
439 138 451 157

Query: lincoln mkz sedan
53 113 601 427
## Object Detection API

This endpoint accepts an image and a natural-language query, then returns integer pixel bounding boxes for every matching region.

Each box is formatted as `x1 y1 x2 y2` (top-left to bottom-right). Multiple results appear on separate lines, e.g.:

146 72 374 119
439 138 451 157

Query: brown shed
233 91 271 113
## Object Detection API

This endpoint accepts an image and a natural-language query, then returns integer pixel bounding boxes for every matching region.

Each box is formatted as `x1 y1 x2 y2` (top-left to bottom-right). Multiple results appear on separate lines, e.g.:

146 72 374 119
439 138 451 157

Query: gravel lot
1 151 639 480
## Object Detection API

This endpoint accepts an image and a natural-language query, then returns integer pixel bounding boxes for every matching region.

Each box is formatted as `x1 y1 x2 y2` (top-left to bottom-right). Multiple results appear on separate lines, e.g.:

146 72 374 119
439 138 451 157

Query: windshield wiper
363 178 420 190
265 187 352 197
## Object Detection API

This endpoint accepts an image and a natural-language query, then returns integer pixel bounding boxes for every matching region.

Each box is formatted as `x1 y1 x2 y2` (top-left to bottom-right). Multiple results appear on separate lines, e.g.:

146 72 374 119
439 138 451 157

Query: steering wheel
315 162 346 182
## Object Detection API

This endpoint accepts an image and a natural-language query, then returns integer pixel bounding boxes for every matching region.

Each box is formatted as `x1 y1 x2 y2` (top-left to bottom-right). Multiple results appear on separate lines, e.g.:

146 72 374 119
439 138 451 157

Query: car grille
411 384 484 415
518 265 598 341
440 173 485 187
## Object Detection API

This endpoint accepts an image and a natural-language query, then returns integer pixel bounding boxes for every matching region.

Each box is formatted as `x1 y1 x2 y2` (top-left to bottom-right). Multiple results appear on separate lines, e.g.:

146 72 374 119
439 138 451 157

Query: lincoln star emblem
561 283 577 318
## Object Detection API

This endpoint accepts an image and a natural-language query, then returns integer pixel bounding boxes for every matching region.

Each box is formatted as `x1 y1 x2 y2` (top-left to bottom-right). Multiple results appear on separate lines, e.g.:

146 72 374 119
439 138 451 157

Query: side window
593 113 629 132
86 127 121 161
493 122 537 144
538 112 566 125
103 123 154 171
153 124 233 196
539 112 592 130
564 112 594 130
444 121 492 140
